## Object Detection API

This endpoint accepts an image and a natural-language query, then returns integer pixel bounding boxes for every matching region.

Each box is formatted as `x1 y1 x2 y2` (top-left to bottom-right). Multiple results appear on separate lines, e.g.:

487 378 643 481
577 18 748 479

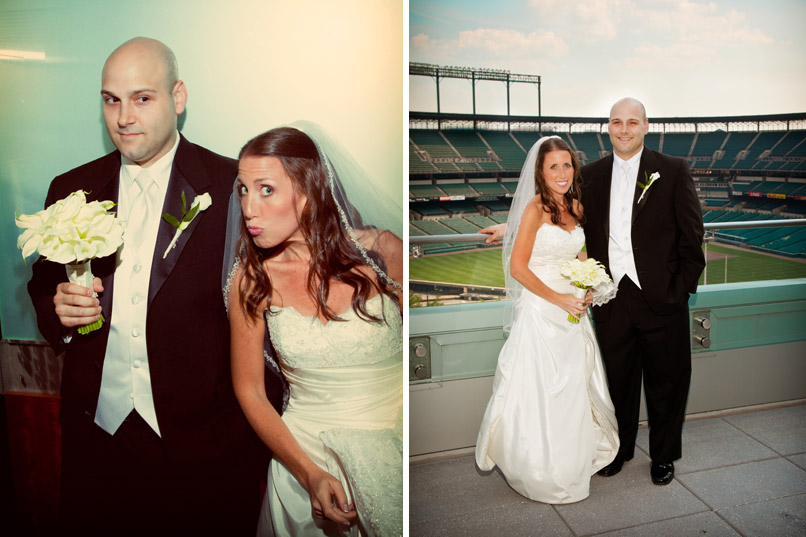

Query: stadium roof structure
410 62 542 124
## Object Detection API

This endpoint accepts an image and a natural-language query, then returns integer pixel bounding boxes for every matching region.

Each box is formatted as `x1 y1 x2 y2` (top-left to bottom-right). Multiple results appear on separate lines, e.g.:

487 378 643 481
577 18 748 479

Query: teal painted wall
0 0 403 340
410 279 806 383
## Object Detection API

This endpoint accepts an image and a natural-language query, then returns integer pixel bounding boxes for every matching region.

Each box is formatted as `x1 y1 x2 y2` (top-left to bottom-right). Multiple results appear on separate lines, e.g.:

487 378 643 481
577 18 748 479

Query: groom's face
608 100 648 160
101 42 187 168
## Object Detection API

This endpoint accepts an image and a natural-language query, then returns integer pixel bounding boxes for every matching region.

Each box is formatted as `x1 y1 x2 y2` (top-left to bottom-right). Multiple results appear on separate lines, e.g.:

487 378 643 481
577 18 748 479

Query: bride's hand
556 293 588 320
479 223 507 245
305 467 357 527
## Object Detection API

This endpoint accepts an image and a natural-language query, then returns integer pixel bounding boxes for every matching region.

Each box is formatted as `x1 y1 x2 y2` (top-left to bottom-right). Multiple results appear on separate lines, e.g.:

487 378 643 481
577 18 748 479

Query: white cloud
529 0 631 42
456 28 568 56
635 1 773 46
411 28 567 64
618 41 717 70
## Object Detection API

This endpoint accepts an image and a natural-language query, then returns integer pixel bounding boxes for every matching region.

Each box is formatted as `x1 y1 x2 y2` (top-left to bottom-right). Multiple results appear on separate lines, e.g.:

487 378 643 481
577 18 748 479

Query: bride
224 123 403 536
475 136 619 504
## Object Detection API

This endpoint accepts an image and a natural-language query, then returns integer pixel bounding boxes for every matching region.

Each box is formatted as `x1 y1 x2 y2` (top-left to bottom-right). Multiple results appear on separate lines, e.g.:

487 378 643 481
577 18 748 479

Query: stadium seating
410 182 445 199
439 182 477 197
502 181 519 193
692 131 728 157
644 133 661 152
438 218 481 234
410 142 439 173
442 131 489 158
769 131 806 157
662 133 695 156
410 118 805 258
714 132 756 167
480 131 527 169
734 132 783 169
466 215 498 228
470 181 508 195
570 133 604 163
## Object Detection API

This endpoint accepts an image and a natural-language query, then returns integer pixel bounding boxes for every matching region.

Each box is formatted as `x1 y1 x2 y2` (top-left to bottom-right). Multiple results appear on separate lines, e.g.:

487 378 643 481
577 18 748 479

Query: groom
27 37 281 534
481 97 704 485
581 97 704 485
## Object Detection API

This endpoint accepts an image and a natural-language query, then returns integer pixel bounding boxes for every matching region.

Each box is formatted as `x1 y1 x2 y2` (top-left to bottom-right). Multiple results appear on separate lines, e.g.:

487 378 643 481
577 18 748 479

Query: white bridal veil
221 121 404 409
502 135 561 334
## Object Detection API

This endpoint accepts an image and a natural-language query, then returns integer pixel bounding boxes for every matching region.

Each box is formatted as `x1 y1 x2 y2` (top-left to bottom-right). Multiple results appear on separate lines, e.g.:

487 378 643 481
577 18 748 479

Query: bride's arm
509 202 588 320
228 267 357 526
374 230 403 309
359 229 403 310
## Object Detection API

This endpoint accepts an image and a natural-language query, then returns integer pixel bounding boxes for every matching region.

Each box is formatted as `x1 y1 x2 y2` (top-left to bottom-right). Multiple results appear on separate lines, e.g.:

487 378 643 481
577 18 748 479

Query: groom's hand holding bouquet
16 190 124 335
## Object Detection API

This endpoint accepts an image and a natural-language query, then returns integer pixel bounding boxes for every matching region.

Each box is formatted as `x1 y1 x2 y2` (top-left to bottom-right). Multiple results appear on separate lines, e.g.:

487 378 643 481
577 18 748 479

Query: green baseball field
409 243 806 288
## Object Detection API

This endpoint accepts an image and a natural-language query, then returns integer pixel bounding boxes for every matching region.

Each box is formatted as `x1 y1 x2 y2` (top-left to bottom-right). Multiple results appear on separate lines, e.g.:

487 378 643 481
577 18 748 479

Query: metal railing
409 219 806 245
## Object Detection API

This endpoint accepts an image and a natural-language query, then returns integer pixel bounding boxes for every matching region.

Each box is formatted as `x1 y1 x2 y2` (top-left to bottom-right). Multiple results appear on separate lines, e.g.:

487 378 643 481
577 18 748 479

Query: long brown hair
534 137 585 225
237 127 399 324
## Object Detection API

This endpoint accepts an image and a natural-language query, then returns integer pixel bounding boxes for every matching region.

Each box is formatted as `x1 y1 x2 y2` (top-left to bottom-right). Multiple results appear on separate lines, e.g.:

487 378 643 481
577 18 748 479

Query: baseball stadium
409 63 806 536
409 66 806 300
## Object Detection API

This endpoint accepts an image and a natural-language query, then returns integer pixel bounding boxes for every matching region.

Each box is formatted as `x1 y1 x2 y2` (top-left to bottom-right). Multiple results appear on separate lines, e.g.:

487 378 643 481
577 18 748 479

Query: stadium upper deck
409 111 806 180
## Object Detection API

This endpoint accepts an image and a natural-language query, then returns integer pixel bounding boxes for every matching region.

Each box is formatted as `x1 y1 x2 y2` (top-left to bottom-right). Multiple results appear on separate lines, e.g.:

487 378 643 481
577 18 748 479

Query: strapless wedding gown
475 223 619 504
257 294 403 537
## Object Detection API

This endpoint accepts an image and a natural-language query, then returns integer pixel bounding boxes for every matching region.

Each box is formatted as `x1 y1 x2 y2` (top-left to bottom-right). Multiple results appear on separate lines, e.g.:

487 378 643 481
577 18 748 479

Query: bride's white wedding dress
476 223 619 504
256 293 403 537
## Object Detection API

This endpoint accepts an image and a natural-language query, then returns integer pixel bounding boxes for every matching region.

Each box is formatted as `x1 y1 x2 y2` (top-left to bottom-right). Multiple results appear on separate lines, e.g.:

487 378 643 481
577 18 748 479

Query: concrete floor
409 403 806 536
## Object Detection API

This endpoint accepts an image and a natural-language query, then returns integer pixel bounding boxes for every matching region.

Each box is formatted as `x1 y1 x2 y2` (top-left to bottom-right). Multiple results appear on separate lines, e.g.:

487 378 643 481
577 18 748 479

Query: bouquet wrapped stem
66 261 104 335
569 283 589 324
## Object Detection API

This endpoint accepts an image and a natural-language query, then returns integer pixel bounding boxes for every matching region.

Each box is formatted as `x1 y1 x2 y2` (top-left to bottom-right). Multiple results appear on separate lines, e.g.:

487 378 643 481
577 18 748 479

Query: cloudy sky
409 0 806 119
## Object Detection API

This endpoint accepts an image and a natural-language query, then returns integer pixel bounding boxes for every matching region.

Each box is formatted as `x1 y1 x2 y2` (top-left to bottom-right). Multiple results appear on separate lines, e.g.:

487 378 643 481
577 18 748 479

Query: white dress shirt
94 133 180 436
608 149 643 289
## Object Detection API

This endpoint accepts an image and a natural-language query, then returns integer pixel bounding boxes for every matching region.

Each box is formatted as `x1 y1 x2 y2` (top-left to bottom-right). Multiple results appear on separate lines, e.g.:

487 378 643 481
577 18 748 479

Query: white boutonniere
637 171 660 204
161 191 212 258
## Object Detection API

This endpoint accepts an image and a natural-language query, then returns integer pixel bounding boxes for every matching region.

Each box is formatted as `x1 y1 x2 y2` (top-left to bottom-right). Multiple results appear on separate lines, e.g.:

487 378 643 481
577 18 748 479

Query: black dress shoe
597 454 633 477
650 461 675 485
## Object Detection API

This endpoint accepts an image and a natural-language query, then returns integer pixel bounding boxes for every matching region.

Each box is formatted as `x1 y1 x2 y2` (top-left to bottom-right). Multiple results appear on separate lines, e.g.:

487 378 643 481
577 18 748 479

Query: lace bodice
528 224 585 273
527 223 616 306
266 293 402 370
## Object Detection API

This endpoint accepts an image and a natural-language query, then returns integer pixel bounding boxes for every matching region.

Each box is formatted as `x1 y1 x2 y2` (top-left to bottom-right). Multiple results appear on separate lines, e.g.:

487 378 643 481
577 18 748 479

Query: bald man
27 38 279 535
581 97 704 485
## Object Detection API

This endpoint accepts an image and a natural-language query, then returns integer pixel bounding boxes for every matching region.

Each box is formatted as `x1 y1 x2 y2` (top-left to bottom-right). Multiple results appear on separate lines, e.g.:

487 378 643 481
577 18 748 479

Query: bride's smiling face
540 149 575 201
238 155 307 249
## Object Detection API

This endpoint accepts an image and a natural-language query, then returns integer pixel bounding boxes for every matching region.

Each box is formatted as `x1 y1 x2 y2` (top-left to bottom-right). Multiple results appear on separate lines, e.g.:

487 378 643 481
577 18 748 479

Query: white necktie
620 162 632 202
128 171 155 258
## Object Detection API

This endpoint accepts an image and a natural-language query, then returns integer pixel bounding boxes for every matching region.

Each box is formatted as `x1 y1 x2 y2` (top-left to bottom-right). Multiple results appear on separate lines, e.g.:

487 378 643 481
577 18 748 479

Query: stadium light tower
410 62 542 130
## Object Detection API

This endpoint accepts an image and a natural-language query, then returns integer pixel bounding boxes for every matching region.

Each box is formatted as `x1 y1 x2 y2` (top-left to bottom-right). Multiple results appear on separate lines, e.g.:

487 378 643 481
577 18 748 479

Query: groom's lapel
598 155 614 239
148 136 212 307
88 153 122 324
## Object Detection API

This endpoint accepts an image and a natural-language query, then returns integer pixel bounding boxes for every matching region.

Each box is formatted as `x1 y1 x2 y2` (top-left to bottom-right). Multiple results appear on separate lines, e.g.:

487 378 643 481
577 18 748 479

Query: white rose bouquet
560 257 617 323
16 190 124 335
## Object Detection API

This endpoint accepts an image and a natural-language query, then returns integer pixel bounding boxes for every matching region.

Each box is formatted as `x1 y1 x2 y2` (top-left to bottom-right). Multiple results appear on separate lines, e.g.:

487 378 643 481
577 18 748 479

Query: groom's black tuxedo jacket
28 135 277 466
581 147 705 320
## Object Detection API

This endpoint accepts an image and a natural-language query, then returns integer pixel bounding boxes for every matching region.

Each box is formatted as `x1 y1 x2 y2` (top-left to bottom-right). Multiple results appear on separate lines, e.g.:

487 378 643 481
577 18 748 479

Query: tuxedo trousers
60 411 262 537
593 277 691 463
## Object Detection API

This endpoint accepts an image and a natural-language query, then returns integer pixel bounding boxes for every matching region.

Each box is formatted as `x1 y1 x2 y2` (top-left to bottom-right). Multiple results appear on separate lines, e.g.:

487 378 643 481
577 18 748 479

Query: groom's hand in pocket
53 278 104 328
